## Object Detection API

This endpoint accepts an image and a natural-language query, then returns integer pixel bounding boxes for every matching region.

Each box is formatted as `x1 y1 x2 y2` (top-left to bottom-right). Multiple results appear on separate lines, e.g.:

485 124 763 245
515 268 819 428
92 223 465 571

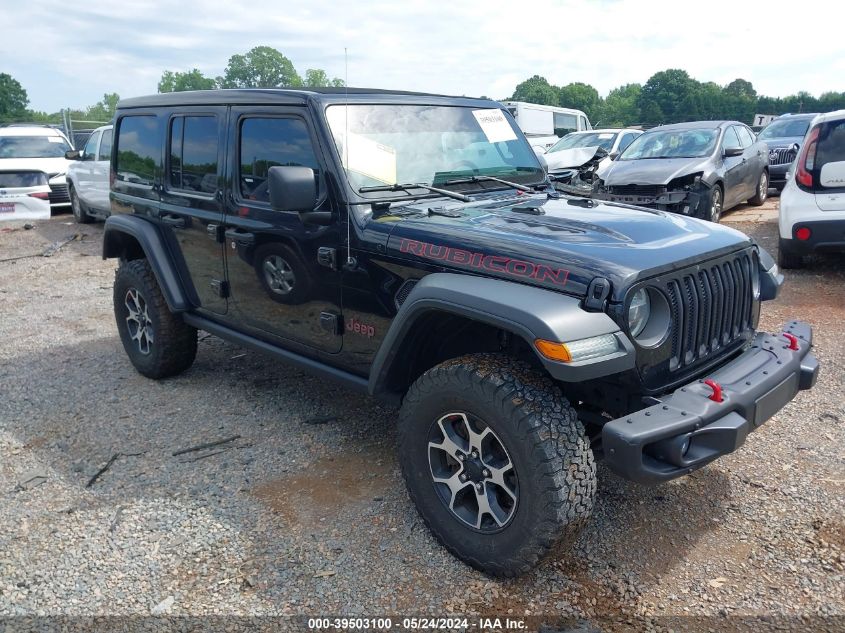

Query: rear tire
777 238 804 269
70 185 92 224
397 353 596 577
748 171 768 206
113 259 197 378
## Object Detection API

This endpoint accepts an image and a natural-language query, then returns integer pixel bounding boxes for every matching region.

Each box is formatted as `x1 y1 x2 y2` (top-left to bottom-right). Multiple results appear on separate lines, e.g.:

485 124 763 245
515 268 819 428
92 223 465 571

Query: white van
502 101 592 151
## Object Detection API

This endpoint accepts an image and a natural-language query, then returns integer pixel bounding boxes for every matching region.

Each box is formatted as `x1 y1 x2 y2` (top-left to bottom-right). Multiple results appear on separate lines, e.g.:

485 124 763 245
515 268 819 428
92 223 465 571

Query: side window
816 121 845 188
736 125 755 149
722 126 742 152
239 117 319 203
553 112 577 137
579 115 587 131
82 131 100 158
618 132 637 153
115 115 160 187
168 115 219 195
97 129 112 162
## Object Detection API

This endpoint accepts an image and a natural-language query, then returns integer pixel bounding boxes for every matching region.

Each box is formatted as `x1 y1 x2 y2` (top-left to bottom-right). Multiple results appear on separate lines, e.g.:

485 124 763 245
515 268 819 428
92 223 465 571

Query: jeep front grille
662 250 757 372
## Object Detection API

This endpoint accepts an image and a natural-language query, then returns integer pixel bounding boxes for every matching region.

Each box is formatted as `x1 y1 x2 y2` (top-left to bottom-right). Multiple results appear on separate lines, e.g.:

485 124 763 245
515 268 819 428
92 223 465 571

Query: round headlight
628 288 651 337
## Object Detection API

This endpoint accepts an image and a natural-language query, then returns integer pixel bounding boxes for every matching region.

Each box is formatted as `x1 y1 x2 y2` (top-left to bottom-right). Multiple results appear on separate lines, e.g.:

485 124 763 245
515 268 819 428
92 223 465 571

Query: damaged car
592 121 769 222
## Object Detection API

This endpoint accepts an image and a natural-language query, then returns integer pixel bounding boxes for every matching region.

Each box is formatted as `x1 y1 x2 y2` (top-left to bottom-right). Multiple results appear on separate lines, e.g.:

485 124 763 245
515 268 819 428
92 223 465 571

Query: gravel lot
0 200 843 631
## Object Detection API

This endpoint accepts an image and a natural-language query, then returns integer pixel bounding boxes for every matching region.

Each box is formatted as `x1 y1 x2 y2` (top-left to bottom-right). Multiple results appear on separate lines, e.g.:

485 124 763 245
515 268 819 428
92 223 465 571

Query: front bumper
602 321 818 484
769 163 791 187
594 189 707 217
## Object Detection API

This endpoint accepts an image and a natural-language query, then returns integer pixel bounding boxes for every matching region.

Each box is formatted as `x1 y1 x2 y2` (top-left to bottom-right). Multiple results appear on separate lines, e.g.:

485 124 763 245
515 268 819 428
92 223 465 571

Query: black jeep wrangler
103 88 819 577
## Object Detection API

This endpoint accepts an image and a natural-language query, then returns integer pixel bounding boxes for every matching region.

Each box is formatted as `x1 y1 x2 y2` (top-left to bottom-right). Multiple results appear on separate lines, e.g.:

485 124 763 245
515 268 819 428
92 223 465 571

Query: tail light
795 125 820 189
28 192 50 200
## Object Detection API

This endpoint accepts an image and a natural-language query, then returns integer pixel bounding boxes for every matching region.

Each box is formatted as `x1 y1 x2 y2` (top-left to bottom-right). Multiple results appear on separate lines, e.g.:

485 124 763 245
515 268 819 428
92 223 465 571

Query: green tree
510 75 558 106
724 78 756 100
0 73 29 124
218 46 302 88
598 83 641 126
304 68 344 87
158 69 217 93
558 82 601 120
639 69 699 125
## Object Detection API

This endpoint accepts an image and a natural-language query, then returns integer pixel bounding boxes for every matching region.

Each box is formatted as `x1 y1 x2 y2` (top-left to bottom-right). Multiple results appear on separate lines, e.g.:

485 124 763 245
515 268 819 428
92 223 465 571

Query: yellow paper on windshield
343 132 397 184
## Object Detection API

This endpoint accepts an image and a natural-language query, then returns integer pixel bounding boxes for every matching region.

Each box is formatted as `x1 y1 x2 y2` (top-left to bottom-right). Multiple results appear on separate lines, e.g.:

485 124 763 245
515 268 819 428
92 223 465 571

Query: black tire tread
70 185 93 224
114 259 197 379
397 353 596 577
748 171 768 206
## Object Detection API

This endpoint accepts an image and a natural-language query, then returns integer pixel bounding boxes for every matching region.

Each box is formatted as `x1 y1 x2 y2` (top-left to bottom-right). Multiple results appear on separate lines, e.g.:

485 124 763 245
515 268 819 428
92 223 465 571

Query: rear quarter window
115 115 160 190
816 120 845 190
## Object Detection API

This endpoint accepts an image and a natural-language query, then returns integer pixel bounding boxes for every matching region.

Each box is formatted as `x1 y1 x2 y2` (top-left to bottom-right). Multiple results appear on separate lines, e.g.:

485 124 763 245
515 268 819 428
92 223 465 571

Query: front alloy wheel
709 186 723 222
428 412 518 532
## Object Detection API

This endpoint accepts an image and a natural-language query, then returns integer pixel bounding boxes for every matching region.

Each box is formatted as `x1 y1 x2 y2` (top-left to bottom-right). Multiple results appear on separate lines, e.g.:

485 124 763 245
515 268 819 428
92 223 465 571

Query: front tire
397 353 596 577
70 185 92 224
114 259 198 378
748 170 768 206
706 184 723 223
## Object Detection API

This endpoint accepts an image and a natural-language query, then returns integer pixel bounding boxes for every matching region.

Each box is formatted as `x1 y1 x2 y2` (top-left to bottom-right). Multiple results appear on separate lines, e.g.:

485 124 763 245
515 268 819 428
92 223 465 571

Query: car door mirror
65 150 82 160
608 151 619 161
267 166 331 225
723 147 743 158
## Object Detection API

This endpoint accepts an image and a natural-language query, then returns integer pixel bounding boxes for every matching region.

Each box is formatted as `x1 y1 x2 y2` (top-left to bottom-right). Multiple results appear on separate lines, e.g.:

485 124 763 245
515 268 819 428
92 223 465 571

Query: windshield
0 135 71 159
619 128 718 160
548 132 617 153
325 104 544 196
758 118 812 140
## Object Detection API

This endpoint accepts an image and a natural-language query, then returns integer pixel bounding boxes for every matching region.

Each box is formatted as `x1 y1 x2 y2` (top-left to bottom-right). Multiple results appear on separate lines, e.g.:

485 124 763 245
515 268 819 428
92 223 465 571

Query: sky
3 0 843 113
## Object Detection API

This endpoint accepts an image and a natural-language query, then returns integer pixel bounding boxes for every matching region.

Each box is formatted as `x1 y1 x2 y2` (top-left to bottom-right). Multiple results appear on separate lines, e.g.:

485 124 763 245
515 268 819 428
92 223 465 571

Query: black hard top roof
117 88 497 110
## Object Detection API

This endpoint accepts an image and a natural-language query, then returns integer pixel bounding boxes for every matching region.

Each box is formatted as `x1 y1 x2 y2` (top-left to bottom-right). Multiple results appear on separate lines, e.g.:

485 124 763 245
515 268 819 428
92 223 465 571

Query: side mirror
608 151 619 161
268 166 330 224
723 147 743 158
65 150 81 160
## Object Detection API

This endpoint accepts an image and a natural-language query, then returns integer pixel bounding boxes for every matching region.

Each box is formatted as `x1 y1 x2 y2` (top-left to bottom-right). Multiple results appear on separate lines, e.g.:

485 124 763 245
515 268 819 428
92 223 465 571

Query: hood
379 193 751 300
599 156 711 186
545 146 601 171
761 136 804 150
0 157 71 180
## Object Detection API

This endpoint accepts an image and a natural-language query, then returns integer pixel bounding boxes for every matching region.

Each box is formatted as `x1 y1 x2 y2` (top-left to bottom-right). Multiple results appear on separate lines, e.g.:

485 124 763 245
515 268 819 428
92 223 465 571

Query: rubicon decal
399 239 569 287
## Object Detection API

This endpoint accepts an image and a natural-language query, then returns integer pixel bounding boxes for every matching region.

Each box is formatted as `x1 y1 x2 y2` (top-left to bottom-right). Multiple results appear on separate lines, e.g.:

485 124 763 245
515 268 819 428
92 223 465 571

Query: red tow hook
703 379 724 403
783 332 800 350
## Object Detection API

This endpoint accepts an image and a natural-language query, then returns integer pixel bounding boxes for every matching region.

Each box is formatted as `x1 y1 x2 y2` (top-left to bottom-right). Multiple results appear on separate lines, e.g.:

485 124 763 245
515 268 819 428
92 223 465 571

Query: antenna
344 47 354 267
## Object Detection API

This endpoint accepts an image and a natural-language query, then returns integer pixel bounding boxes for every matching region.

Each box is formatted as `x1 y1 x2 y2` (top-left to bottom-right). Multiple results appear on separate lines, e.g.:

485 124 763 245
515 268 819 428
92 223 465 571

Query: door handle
225 228 255 246
161 213 186 228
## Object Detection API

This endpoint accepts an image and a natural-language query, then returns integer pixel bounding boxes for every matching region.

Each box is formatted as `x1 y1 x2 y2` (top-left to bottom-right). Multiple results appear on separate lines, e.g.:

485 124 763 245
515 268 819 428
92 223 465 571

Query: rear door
159 108 228 315
92 127 112 213
814 118 845 211
222 107 343 352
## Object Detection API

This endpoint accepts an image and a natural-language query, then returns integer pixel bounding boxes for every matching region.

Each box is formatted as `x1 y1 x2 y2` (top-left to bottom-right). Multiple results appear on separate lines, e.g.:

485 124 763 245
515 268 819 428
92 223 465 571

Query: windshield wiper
359 183 471 202
443 175 533 192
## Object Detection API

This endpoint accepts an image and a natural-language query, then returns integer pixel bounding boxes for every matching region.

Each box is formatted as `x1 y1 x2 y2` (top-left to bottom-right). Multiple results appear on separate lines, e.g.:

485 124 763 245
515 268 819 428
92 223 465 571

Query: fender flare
102 215 190 312
368 273 635 398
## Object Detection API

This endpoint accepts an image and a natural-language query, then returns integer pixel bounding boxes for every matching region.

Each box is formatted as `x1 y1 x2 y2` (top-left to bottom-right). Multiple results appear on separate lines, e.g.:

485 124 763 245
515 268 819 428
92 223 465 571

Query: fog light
796 227 811 241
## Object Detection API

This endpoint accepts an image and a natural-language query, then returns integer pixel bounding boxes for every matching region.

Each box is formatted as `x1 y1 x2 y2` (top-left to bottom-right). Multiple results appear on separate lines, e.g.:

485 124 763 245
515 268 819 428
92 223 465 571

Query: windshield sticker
47 137 64 143
472 109 517 144
343 132 397 184
399 238 569 288
598 133 614 139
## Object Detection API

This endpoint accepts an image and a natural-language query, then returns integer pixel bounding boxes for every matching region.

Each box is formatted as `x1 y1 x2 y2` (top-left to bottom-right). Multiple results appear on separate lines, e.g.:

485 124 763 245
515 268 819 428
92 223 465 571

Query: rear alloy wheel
70 186 92 224
749 171 768 206
707 185 723 223
398 353 596 577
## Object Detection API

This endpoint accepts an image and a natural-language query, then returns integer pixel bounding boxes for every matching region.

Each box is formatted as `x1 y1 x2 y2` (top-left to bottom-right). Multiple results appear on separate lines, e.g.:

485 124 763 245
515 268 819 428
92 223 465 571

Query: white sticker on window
472 109 518 144
48 137 64 143
598 133 613 139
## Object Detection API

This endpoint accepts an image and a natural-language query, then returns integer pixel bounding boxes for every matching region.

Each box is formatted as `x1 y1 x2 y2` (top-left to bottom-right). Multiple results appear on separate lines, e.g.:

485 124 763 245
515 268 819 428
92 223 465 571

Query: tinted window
239 117 319 202
82 132 100 158
169 116 219 194
736 125 755 148
553 112 578 137
115 116 159 187
721 126 742 151
759 118 812 140
98 129 112 162
0 171 48 187
621 128 719 160
816 120 845 181
0 135 71 158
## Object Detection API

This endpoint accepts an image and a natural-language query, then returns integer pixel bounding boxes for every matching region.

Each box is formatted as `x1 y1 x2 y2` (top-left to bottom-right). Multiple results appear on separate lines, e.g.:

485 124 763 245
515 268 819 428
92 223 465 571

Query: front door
720 126 748 207
92 127 112 213
158 108 228 314
223 107 343 353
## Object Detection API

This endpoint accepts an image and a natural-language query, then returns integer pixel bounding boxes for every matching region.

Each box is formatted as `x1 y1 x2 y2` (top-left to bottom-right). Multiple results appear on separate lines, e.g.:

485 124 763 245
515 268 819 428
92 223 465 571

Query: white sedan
542 128 642 172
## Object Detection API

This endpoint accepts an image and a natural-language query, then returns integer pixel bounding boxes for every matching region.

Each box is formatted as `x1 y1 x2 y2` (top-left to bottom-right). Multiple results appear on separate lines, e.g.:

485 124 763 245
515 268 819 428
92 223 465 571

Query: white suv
66 124 113 223
778 109 845 268
0 125 74 212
